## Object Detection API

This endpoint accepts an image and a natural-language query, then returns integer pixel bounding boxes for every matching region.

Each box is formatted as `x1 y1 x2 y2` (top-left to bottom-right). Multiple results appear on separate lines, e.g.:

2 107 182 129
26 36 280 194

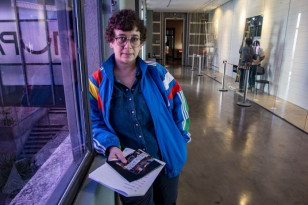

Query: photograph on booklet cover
107 149 162 182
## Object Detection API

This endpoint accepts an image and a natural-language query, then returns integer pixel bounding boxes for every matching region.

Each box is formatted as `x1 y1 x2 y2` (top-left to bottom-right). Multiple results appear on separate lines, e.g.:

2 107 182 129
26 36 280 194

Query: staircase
47 107 67 114
19 108 67 159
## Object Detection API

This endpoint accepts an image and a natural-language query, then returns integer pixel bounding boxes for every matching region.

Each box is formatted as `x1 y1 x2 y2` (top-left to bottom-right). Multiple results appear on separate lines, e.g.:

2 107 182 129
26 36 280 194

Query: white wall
209 0 308 110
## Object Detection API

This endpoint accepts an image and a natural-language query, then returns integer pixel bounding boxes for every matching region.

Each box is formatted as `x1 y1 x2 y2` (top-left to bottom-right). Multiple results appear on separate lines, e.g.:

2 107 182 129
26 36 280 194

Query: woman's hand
108 147 127 163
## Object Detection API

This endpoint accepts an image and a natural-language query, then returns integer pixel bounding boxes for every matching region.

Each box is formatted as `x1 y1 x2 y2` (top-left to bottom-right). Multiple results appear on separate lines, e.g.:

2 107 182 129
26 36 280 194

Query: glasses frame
114 36 141 48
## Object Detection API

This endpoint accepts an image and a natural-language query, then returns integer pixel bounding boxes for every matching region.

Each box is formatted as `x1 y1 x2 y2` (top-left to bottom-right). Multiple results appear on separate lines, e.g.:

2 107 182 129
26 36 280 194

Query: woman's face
110 27 142 66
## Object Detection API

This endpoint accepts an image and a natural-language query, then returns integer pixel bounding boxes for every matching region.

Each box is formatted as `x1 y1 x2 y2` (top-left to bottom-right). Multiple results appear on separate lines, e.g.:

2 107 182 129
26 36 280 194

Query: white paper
88 148 165 197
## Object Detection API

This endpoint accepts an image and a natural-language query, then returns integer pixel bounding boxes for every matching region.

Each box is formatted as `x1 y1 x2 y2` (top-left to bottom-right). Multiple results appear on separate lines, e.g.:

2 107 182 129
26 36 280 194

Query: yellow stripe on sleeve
88 79 98 100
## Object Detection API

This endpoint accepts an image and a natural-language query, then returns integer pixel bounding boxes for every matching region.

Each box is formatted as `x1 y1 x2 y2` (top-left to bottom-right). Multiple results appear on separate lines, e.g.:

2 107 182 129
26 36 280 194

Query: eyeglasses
114 36 141 48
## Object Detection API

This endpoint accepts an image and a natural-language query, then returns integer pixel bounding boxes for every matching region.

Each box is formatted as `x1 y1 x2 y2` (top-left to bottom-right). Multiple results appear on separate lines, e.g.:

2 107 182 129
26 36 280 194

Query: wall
145 9 153 58
119 0 135 11
84 0 101 75
209 0 308 110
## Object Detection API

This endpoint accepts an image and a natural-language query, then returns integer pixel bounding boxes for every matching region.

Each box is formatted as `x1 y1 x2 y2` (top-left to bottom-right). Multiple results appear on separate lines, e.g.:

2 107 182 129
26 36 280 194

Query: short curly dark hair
245 38 253 46
105 9 147 43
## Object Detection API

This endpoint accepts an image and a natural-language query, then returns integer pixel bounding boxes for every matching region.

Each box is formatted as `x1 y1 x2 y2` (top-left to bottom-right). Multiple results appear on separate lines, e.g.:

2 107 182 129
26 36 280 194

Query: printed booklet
89 148 165 197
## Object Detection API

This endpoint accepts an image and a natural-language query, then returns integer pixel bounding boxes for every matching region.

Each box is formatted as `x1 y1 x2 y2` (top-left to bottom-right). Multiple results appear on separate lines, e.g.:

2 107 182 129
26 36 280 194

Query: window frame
0 0 97 203
45 0 96 204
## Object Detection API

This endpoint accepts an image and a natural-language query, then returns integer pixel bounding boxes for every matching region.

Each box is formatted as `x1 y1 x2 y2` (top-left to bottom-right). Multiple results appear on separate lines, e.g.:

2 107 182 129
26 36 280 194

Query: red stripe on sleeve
167 81 182 99
97 95 103 110
93 69 103 111
92 69 103 85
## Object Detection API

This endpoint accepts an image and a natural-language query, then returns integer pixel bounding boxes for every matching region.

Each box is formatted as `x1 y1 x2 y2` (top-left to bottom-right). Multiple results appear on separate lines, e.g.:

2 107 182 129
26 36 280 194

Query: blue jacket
89 54 191 177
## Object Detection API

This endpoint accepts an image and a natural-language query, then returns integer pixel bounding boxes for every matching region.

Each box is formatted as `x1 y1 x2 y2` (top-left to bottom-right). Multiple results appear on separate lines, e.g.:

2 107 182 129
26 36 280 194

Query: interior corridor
167 65 308 205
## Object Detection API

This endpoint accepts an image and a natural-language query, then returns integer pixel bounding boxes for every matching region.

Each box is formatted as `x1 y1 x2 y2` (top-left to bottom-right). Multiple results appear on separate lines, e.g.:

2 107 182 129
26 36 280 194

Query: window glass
20 21 49 63
53 65 63 85
26 65 51 85
48 21 61 63
0 65 26 105
0 22 22 64
46 0 57 20
17 0 45 20
0 0 90 204
0 0 15 20
1 66 25 85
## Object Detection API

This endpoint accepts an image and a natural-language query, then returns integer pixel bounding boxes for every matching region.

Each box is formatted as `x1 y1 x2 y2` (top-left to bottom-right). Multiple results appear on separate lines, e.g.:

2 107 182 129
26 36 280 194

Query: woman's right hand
108 146 127 163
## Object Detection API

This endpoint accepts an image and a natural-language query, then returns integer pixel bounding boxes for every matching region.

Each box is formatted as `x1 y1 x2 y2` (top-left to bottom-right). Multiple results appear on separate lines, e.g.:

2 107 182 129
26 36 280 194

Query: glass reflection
0 0 88 204
196 76 201 96
190 70 194 85
218 92 223 115
239 191 251 205
283 13 301 100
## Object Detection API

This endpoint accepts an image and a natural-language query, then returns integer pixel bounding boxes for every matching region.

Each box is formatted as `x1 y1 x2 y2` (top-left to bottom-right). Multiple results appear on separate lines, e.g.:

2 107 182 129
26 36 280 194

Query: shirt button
132 111 134 114
136 124 139 126
139 135 142 138
132 89 134 91
129 98 132 101
142 148 146 151
126 88 128 91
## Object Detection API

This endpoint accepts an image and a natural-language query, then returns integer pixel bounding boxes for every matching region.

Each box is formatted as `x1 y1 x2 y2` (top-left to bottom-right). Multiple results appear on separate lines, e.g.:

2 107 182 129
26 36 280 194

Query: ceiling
145 0 231 12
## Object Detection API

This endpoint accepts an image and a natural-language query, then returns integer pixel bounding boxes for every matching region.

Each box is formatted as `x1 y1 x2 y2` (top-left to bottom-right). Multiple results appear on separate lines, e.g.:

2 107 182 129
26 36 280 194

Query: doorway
165 19 184 66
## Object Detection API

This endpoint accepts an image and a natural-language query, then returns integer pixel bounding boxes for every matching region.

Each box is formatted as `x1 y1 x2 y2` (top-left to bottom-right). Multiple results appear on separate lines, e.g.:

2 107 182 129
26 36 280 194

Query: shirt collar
114 62 142 83
102 54 147 82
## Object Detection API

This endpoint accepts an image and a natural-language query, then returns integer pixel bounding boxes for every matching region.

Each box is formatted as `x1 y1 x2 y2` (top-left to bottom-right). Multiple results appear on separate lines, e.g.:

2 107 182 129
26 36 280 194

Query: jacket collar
102 54 116 83
102 54 148 82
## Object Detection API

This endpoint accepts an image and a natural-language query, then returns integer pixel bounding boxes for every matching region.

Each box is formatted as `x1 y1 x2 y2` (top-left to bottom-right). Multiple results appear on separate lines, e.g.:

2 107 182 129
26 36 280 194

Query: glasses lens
116 37 127 46
130 37 140 47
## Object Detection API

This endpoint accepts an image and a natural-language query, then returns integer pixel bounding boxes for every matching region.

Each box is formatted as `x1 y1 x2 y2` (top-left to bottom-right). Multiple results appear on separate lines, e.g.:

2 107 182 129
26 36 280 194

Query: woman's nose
123 39 133 49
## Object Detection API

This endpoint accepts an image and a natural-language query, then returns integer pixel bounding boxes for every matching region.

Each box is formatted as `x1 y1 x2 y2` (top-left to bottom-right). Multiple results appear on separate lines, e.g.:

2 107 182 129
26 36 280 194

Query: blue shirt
109 68 161 160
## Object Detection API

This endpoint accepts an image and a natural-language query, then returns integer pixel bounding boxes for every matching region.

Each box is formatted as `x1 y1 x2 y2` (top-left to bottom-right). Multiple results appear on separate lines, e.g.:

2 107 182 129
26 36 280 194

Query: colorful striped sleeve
163 70 191 143
88 68 120 155
89 69 103 110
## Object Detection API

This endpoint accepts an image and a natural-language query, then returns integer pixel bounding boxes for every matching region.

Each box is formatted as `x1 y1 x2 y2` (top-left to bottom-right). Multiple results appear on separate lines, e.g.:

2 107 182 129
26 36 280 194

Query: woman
249 40 265 90
89 9 190 205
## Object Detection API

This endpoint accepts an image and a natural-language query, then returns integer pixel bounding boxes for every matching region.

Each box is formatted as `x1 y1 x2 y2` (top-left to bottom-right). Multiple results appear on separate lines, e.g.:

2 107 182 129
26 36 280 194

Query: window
0 0 92 204
246 15 263 40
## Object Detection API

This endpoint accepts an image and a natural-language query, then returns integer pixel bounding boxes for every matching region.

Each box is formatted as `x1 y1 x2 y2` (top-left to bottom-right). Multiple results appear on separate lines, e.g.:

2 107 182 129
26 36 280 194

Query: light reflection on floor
199 67 308 133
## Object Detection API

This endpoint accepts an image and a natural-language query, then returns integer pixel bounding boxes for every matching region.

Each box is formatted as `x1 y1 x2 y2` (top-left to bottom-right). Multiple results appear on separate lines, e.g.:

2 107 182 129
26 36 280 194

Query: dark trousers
239 68 251 90
249 65 257 88
119 172 179 205
239 69 245 90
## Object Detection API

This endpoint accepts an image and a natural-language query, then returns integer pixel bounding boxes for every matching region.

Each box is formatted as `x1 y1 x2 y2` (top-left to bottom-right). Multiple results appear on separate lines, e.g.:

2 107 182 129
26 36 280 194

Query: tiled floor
166 64 308 205
200 67 308 133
